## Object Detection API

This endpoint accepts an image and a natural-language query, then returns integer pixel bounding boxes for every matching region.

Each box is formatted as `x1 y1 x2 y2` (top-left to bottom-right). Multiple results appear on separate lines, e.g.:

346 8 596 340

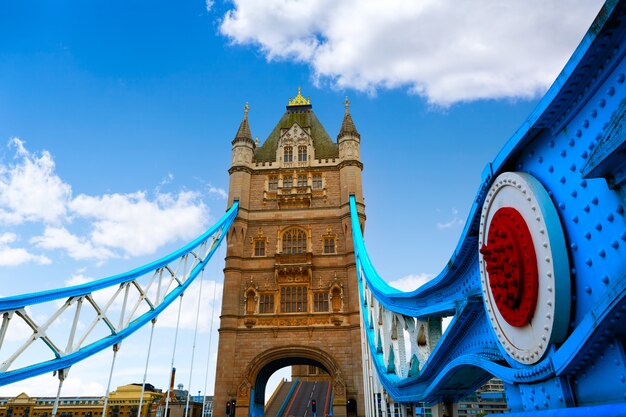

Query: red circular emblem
480 207 539 327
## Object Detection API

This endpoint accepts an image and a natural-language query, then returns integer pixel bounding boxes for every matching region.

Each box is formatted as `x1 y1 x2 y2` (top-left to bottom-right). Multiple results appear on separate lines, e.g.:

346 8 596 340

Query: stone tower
214 89 366 417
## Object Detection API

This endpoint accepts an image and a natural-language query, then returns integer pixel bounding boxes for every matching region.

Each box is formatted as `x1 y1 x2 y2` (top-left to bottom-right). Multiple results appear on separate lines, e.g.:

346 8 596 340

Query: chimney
169 368 176 391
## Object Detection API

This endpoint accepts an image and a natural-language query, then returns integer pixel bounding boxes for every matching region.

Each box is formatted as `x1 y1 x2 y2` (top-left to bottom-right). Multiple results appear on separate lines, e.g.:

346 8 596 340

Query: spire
235 102 252 140
338 96 359 138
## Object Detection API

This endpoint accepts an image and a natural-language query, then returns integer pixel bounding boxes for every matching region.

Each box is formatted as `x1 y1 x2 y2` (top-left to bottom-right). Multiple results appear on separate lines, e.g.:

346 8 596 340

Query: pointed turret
235 102 253 141
338 97 361 160
338 97 360 139
231 102 255 166
338 96 363 206
229 102 255 209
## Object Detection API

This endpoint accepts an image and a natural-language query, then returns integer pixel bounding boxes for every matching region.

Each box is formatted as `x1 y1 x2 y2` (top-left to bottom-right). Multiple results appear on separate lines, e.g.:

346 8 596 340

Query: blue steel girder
352 0 626 414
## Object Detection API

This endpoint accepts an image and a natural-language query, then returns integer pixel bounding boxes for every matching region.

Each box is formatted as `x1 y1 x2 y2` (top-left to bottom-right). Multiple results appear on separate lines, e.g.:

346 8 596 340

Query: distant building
200 397 213 417
153 369 203 417
0 384 163 417
455 379 508 416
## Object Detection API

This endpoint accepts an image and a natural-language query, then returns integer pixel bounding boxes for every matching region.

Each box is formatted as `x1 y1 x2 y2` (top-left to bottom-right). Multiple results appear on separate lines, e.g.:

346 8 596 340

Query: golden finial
287 86 311 106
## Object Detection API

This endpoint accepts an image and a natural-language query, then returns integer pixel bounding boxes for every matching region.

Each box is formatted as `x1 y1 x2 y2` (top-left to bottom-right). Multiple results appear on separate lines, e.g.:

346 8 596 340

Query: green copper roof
254 108 339 162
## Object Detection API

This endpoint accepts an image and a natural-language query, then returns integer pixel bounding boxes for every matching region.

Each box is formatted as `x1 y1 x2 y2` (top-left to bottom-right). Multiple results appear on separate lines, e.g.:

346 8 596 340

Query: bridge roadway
280 381 330 417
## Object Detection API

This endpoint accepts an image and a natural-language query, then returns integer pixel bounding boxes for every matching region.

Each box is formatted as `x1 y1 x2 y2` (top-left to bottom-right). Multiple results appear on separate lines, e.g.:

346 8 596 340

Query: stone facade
214 93 366 417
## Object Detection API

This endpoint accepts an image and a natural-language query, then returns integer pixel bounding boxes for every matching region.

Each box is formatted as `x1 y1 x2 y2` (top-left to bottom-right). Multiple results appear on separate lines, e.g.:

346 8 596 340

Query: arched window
284 146 293 162
298 146 307 162
282 229 307 254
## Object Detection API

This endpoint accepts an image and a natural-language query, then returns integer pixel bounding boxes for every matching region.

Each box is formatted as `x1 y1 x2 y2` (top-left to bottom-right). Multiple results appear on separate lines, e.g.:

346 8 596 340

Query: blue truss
0 201 239 386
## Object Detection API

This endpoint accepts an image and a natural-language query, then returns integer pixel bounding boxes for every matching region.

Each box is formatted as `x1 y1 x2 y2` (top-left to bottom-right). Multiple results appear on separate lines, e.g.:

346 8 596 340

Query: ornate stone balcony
274 251 313 283
277 185 311 208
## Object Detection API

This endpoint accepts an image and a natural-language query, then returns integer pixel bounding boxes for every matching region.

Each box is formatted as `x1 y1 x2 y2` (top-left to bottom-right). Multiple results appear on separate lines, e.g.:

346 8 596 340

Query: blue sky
0 0 604 400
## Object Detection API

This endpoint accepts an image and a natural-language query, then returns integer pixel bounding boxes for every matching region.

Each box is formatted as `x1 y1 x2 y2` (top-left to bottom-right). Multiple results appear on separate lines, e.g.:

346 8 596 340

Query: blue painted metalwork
0 201 239 386
350 0 626 413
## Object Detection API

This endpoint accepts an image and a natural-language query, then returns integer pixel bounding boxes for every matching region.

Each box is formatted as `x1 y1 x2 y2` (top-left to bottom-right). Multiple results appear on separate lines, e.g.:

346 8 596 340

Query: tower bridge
1 1 626 417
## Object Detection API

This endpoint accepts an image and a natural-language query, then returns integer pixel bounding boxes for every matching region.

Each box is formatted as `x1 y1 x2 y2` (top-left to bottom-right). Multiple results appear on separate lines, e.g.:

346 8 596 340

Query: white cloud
220 0 604 105
0 373 104 397
32 227 116 261
69 191 209 257
0 138 71 224
207 184 227 200
387 273 433 292
0 232 51 266
436 208 464 230
0 140 213 264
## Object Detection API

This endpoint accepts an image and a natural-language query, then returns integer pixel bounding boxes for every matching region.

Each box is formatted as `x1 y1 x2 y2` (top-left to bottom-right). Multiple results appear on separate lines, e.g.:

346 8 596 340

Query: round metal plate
479 172 570 365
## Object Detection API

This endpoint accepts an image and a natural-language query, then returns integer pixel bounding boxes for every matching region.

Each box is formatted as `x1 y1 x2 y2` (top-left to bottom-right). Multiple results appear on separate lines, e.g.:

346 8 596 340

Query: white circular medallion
479 172 570 365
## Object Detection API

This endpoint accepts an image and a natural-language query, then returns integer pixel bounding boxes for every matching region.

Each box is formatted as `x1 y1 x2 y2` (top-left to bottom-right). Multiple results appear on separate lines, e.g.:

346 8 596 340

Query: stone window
282 228 307 254
268 176 278 191
259 294 274 314
312 174 322 189
298 146 307 162
254 240 265 257
314 293 329 312
323 237 335 254
283 175 293 188
251 228 268 257
280 286 307 313
297 174 307 187
321 226 337 254
284 146 293 162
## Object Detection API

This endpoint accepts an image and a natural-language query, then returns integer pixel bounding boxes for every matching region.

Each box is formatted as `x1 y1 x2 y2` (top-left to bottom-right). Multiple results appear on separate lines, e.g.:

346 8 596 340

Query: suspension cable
50 368 68 417
183 268 205 417
163 294 184 417
201 278 219 417
101 344 120 417
136 319 157 417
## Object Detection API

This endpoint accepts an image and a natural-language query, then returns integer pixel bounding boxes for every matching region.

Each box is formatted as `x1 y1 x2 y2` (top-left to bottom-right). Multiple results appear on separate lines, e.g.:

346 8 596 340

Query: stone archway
238 345 347 417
